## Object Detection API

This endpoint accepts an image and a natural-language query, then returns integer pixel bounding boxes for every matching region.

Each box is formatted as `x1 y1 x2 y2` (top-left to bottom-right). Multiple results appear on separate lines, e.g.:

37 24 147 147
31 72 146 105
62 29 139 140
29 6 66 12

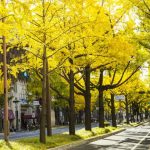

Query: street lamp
1 0 9 141
13 99 20 131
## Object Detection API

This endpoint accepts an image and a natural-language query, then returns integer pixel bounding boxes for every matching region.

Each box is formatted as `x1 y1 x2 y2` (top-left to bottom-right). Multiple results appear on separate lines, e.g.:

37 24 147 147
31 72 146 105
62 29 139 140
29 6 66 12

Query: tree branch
105 66 141 90
142 0 150 13
24 47 42 59
50 84 69 101
26 34 43 44
91 61 115 72
111 69 117 85
47 37 85 59
33 68 43 81
116 61 131 85
117 66 141 87
49 21 89 43
47 57 68 74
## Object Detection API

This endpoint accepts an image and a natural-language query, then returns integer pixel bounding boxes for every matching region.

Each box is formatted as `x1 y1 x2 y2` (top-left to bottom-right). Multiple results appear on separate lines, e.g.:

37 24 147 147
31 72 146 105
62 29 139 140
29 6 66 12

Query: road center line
131 130 150 150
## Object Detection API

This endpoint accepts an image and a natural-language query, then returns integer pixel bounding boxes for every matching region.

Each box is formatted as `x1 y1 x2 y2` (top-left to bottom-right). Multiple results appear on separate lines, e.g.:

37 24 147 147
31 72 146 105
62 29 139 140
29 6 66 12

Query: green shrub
105 126 116 131
92 127 105 135
76 129 94 139
105 128 110 133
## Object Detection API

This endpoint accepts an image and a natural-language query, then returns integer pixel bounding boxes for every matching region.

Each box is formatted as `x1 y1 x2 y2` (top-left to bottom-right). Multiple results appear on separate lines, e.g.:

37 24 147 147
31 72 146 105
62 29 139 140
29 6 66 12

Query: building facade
7 80 55 131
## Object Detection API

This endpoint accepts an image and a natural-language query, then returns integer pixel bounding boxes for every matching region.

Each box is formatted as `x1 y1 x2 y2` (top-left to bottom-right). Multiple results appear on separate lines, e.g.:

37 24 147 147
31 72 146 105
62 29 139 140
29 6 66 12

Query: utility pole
1 0 9 141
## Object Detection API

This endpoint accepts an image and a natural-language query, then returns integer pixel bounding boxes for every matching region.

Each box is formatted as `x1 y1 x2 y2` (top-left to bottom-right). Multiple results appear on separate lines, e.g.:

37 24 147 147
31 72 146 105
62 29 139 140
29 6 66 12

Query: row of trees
0 0 149 144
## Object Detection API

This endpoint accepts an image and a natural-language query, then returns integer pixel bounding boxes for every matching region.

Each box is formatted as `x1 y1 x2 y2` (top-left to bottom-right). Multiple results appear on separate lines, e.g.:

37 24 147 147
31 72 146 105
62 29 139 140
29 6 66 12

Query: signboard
115 95 125 100
33 101 40 106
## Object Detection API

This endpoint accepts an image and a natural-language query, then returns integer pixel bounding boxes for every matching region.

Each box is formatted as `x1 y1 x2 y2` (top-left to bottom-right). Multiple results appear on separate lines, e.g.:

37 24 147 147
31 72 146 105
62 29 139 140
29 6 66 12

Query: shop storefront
0 109 15 132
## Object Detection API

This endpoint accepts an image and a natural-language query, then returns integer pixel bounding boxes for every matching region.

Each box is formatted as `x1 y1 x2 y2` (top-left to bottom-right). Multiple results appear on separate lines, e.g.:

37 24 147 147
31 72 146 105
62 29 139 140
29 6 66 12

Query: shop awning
23 114 37 119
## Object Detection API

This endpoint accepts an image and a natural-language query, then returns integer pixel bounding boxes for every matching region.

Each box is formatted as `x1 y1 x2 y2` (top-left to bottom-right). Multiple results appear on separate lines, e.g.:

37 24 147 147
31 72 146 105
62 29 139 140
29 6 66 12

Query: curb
48 128 125 150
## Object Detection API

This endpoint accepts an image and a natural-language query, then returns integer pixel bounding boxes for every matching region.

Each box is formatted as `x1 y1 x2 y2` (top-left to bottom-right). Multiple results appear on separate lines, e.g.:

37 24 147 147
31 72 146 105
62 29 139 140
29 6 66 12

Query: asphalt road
0 123 98 140
71 122 150 150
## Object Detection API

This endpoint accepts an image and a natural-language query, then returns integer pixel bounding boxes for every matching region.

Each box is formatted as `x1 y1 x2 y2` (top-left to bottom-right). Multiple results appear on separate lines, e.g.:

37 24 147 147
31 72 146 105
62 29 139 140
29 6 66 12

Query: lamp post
119 99 122 124
1 0 9 141
13 99 20 131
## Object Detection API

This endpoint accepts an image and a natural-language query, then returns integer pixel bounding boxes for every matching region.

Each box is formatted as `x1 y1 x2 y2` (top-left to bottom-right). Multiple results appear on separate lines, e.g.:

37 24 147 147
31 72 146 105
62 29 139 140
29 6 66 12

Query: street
0 123 98 140
71 122 150 150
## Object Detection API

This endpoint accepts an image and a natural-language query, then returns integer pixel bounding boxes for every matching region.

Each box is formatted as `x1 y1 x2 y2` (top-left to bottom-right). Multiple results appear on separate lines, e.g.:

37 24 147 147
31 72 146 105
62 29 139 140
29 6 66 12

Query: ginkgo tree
57 0 145 131
0 0 23 141
1 0 149 145
110 73 147 125
127 81 149 122
130 0 150 50
13 0 94 143
59 0 124 131
89 0 150 127
72 3 111 131
90 31 141 128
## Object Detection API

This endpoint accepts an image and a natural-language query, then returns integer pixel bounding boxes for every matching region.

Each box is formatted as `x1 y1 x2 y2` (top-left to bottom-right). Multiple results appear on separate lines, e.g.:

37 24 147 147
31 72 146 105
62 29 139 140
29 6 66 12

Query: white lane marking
131 131 150 150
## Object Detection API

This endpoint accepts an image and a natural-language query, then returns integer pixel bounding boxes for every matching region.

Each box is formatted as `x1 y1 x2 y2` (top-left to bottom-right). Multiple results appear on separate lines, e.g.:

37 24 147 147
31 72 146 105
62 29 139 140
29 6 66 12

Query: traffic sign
115 95 125 100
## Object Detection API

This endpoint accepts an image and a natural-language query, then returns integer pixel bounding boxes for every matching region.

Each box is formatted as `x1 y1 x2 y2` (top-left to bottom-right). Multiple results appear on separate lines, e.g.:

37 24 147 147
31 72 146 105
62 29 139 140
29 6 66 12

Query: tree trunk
69 69 75 135
84 65 91 131
54 107 60 125
99 90 104 127
0 109 2 132
78 110 83 124
145 109 148 119
98 69 104 128
129 105 132 122
136 104 139 122
46 60 52 136
125 95 129 124
40 56 46 143
64 107 69 125
40 0 47 143
132 102 135 122
110 94 117 127
2 3 9 140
